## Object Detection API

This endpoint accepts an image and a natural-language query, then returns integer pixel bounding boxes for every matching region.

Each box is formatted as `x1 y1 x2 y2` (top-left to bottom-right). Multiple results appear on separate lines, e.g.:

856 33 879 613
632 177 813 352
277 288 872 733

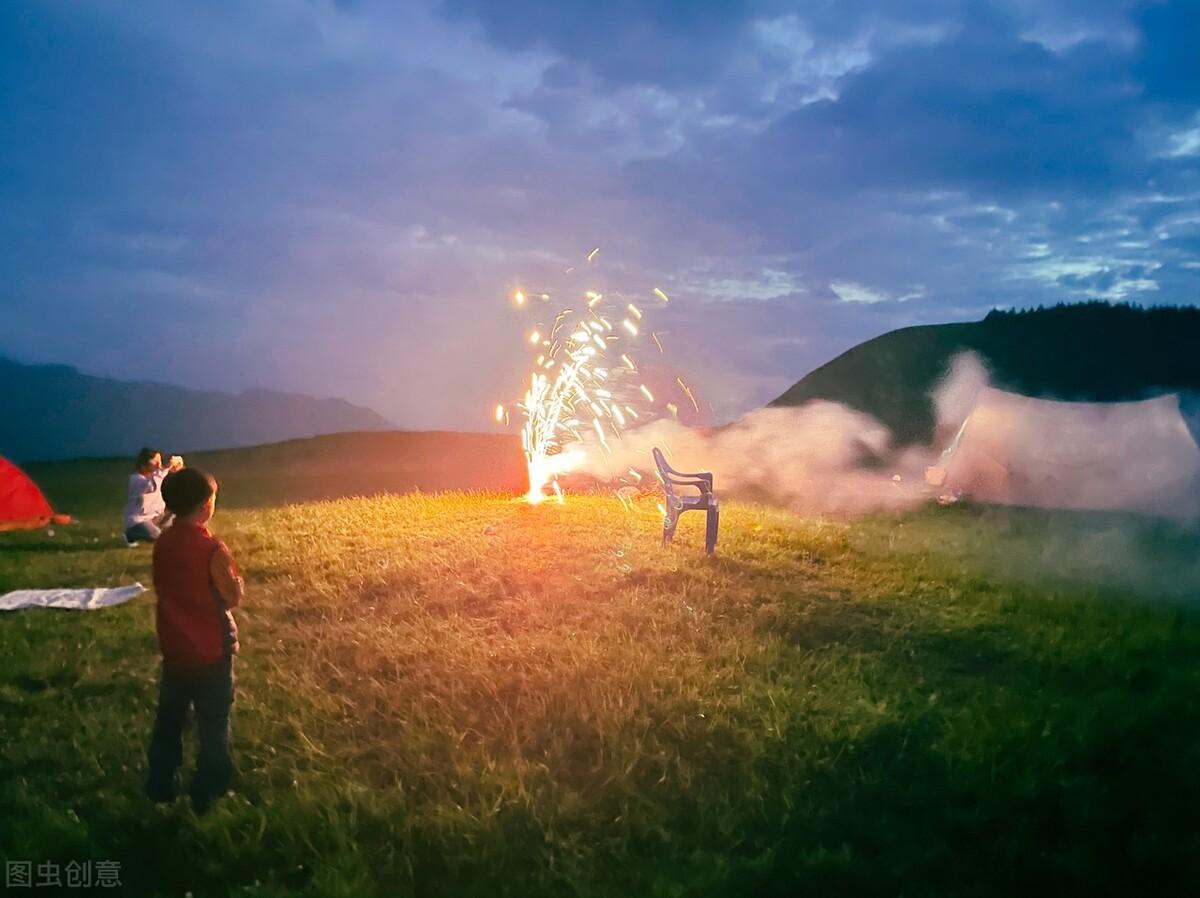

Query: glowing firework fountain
496 250 675 504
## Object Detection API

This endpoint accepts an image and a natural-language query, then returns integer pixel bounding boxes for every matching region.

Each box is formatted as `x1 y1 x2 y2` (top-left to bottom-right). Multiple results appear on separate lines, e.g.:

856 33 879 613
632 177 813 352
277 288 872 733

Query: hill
24 430 526 517
0 356 397 462
770 303 1200 445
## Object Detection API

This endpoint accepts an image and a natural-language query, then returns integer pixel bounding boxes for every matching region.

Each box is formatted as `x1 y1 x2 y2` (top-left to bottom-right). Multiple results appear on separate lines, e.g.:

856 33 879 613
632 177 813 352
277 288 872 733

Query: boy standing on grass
145 467 244 815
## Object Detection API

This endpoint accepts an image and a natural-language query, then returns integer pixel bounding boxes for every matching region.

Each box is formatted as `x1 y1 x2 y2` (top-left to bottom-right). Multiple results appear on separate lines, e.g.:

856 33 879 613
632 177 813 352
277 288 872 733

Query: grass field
2 435 1199 897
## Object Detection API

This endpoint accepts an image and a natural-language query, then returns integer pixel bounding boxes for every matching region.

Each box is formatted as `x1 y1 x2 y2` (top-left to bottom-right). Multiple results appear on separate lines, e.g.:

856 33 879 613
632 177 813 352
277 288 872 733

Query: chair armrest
663 474 713 495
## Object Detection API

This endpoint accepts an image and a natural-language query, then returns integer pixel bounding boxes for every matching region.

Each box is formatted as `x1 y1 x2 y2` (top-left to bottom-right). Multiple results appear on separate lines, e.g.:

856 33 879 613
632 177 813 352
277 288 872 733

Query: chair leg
705 505 719 555
663 511 678 546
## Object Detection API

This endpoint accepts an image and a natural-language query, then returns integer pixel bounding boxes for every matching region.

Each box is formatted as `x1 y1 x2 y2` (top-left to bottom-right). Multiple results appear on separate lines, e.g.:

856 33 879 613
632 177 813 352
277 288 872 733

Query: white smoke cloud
568 402 935 516
930 350 990 443
564 349 1200 521
927 353 1200 519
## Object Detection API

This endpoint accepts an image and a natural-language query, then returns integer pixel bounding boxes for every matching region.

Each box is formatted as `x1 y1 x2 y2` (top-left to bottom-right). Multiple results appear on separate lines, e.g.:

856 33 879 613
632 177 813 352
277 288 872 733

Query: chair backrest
652 448 678 495
653 447 715 499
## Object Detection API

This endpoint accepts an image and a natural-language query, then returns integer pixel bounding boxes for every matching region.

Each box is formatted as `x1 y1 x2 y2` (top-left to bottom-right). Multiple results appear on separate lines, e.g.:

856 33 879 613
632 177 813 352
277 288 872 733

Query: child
123 447 184 543
145 467 244 814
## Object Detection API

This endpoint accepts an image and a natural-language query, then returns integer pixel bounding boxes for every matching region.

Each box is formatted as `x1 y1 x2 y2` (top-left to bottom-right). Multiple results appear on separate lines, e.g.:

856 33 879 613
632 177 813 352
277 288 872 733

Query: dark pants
125 513 173 543
146 656 235 804
126 521 161 543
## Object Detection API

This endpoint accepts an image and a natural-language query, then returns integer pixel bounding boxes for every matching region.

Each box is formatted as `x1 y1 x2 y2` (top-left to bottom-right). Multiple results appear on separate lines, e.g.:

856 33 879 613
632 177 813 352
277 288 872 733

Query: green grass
2 441 1199 897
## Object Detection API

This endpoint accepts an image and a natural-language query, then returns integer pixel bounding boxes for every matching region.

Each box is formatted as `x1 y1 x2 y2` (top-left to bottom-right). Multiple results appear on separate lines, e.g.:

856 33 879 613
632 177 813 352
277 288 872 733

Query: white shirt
123 470 168 529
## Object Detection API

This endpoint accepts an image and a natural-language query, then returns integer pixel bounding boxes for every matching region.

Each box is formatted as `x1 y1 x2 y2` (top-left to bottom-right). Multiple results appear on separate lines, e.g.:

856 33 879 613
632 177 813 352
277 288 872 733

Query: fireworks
497 251 664 504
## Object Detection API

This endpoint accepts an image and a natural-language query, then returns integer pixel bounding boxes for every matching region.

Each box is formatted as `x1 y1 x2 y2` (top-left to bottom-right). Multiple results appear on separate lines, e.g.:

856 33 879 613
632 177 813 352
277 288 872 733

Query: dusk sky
2 0 1198 427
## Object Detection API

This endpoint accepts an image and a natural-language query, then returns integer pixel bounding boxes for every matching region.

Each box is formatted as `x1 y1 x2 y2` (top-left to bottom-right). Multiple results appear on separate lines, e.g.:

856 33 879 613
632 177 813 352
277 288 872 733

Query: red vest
152 522 239 666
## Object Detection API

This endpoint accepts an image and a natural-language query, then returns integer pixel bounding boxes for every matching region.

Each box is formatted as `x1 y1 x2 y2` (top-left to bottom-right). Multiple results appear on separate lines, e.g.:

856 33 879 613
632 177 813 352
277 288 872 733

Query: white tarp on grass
0 583 145 612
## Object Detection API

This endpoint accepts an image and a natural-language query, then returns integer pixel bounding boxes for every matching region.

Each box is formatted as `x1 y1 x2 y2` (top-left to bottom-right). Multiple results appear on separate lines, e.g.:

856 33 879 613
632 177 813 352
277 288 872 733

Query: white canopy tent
927 388 1200 518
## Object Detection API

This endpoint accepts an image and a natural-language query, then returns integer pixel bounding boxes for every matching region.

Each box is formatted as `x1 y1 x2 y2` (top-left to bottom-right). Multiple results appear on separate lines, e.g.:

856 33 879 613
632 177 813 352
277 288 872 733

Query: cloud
1132 0 1200 106
680 266 803 302
0 0 1197 432
830 281 889 304
1162 116 1200 158
438 0 766 90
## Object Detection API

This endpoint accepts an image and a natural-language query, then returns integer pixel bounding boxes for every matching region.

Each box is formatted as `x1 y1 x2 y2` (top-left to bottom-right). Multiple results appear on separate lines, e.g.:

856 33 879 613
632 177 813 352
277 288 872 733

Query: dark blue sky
1 0 1197 425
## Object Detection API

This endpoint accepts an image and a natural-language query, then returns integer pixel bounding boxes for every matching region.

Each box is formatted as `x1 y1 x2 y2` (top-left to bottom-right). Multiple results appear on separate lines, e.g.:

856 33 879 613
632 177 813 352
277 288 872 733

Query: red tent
0 457 70 531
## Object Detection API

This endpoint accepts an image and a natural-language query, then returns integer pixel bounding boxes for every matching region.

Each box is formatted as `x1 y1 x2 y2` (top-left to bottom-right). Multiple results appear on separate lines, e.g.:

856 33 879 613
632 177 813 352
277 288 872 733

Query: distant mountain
770 302 1200 445
0 357 396 462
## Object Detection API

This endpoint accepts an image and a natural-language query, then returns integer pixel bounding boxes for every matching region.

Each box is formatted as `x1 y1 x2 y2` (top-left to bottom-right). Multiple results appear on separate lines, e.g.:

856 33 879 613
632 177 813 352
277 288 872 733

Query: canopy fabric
0 583 145 612
0 456 67 531
935 389 1200 517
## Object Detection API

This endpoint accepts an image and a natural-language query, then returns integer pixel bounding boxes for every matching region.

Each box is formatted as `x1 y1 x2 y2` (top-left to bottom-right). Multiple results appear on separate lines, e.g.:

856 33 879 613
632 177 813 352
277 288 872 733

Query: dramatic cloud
0 0 1197 427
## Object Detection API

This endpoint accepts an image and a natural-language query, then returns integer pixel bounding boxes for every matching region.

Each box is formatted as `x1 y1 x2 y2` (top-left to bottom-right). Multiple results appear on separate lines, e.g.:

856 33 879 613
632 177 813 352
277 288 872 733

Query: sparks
592 417 609 449
511 306 642 502
501 252 686 504
677 377 700 414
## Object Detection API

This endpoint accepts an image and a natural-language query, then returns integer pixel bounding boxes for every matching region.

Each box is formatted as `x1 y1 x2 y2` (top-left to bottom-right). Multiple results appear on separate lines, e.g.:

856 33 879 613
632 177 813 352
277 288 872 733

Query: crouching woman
123 447 183 543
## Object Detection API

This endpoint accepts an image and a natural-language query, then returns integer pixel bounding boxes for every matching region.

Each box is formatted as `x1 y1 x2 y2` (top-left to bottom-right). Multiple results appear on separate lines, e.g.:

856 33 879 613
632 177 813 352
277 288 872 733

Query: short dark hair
135 447 161 471
162 467 217 517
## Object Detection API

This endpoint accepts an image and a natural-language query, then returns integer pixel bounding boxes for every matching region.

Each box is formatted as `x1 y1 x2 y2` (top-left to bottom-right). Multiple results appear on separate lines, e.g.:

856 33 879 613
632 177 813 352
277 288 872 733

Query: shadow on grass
686 621 1200 898
0 540 134 554
3 609 1198 898
730 715 1200 897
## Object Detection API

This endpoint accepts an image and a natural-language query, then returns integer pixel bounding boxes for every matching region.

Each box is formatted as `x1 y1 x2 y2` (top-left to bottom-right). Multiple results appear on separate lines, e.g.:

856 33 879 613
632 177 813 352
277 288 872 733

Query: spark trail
497 253 673 504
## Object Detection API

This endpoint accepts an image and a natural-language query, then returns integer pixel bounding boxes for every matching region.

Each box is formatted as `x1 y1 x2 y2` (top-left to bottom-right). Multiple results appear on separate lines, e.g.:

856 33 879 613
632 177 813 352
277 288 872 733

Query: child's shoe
145 772 179 804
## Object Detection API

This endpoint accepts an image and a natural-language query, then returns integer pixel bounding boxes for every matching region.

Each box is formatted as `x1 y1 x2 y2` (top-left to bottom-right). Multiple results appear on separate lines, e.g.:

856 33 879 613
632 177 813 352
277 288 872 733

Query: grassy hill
0 356 397 462
23 430 525 521
771 303 1200 445
2 433 1199 896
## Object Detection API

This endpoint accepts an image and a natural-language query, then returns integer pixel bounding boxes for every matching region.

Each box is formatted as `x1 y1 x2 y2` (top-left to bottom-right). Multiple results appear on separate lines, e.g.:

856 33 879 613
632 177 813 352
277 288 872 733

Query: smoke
930 351 990 442
569 401 937 517
927 353 1200 519
562 350 998 516
564 349 1200 521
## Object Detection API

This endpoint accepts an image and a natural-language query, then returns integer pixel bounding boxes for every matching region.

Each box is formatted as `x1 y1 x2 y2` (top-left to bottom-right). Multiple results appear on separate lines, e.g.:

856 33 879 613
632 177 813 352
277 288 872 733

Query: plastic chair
652 447 719 555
